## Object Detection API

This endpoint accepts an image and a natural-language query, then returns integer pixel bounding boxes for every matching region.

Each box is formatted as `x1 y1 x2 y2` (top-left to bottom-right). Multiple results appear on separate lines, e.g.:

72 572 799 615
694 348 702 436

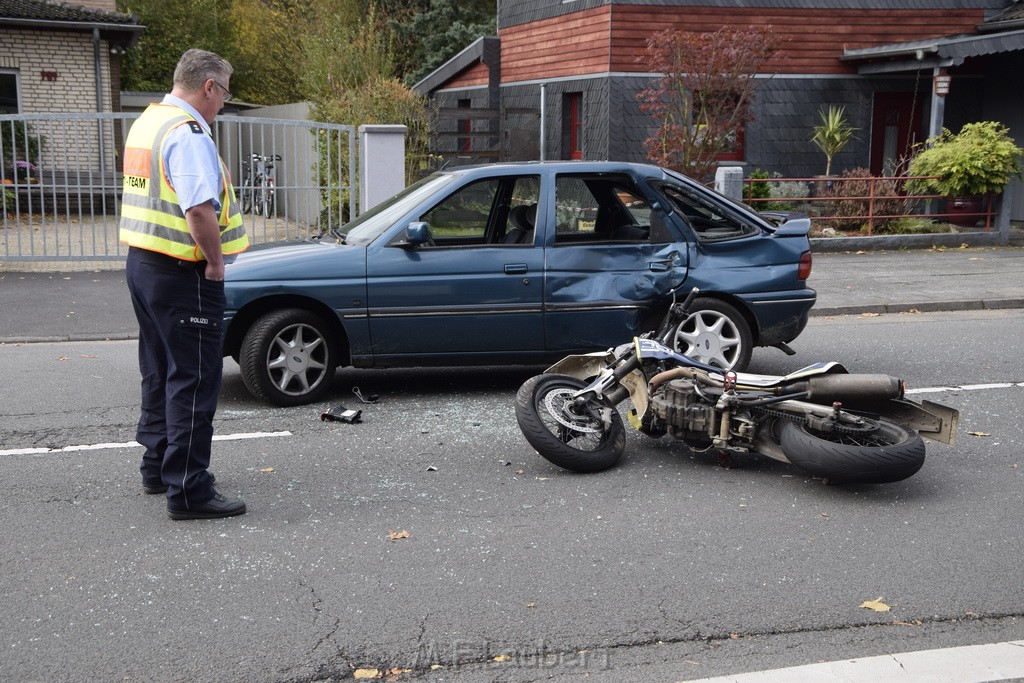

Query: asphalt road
1 308 1023 681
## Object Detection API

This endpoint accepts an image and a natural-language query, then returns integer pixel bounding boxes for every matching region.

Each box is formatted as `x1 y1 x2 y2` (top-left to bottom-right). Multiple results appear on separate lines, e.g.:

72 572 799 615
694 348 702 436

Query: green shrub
905 121 1023 197
869 217 957 235
744 168 772 205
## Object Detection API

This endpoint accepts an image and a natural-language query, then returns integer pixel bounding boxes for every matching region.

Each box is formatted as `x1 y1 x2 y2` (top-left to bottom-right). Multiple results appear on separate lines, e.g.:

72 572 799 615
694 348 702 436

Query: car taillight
798 251 812 281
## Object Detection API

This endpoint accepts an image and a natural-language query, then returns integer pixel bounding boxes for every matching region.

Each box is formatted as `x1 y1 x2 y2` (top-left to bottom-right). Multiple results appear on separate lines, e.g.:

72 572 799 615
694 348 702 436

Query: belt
129 246 207 271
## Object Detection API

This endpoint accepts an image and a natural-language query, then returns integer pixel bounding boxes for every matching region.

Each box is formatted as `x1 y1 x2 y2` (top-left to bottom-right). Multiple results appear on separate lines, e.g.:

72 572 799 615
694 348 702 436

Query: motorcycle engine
648 379 716 444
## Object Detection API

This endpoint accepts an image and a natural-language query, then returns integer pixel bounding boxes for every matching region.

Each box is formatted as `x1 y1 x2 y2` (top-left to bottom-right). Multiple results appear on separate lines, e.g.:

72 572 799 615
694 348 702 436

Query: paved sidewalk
1 245 1022 344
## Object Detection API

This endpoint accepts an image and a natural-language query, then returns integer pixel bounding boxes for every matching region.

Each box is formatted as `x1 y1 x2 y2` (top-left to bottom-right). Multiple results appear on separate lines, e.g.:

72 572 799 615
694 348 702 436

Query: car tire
670 297 753 372
239 309 337 406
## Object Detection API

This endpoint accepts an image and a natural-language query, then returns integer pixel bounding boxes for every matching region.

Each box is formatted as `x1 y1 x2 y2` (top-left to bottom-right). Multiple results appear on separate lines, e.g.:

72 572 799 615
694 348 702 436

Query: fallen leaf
860 597 891 612
516 468 525 475
430 664 444 670
493 654 512 662
536 477 550 481
259 467 274 472
58 355 69 361
820 512 830 518
968 431 991 437
729 633 740 639
354 669 380 679
388 530 410 541
79 355 96 359
1011 464 1019 469
860 312 881 317
527 602 537 608
894 620 923 626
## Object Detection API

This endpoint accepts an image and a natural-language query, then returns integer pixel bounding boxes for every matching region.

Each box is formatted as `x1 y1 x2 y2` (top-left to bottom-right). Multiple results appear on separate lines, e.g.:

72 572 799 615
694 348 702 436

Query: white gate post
359 124 407 213
715 166 744 202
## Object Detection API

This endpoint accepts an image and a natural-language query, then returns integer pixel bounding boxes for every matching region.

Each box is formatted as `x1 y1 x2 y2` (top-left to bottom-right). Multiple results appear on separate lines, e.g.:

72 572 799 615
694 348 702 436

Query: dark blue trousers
126 247 224 510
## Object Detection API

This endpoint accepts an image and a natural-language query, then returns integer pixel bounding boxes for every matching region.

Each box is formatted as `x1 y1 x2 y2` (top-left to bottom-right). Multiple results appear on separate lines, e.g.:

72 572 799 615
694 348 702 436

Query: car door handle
649 260 673 272
504 263 528 274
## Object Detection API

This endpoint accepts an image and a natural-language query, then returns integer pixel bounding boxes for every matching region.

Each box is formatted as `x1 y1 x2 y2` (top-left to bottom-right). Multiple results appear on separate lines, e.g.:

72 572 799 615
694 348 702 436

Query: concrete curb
811 298 1024 317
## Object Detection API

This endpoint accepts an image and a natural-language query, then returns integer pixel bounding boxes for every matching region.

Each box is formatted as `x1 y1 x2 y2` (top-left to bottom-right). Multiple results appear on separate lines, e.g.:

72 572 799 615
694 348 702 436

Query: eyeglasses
212 80 233 102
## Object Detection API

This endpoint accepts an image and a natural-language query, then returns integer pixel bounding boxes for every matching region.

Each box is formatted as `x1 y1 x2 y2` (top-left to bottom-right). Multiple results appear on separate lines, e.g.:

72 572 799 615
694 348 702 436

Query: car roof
438 160 673 179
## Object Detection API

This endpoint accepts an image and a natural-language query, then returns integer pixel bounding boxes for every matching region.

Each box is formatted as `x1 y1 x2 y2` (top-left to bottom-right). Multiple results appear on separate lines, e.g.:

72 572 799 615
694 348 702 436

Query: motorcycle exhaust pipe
802 374 904 403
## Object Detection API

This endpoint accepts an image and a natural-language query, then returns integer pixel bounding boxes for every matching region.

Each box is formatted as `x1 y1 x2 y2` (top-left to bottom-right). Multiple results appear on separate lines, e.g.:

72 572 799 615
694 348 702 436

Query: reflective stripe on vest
118 103 248 261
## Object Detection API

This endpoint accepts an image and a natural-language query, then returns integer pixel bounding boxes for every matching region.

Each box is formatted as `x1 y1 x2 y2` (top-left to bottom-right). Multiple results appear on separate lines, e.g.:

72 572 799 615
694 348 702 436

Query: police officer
119 49 249 520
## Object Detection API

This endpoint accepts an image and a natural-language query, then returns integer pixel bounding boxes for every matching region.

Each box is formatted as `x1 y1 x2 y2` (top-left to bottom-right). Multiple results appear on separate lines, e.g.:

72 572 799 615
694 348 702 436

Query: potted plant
810 105 857 179
905 121 1024 227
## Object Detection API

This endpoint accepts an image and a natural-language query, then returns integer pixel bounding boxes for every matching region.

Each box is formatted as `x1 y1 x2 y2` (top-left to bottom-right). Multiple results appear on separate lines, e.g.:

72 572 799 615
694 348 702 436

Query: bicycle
238 152 281 217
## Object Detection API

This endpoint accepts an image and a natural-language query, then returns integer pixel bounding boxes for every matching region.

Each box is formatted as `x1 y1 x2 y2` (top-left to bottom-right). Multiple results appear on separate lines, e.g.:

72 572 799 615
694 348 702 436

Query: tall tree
390 0 495 86
224 0 306 104
116 0 231 92
637 27 777 181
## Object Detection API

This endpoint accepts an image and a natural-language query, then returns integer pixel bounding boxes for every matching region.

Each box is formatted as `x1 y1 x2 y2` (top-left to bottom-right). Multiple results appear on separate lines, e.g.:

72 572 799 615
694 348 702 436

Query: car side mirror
398 221 432 248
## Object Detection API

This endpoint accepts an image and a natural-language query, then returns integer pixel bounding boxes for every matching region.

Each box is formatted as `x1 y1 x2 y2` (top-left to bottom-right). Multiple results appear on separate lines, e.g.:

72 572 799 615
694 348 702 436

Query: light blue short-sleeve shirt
159 95 223 213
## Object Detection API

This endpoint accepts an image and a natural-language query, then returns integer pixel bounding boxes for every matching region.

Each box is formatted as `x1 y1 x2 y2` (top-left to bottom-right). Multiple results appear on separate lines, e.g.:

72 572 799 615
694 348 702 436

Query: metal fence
741 174 998 235
0 112 356 262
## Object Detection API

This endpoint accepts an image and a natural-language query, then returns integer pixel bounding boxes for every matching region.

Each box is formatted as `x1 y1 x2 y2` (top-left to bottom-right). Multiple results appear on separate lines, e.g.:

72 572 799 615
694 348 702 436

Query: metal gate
0 112 355 262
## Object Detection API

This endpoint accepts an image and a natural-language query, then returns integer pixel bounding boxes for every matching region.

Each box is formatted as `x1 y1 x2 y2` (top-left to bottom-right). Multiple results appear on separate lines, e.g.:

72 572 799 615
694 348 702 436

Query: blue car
224 162 815 406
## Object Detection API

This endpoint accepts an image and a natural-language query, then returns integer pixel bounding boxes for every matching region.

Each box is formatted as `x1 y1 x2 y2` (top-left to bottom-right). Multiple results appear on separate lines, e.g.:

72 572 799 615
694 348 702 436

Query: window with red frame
563 93 583 160
716 126 745 162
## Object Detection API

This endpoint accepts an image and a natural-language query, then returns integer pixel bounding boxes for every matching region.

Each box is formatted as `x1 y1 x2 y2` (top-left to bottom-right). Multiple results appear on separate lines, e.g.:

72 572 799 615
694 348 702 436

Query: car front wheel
670 297 752 372
239 309 337 406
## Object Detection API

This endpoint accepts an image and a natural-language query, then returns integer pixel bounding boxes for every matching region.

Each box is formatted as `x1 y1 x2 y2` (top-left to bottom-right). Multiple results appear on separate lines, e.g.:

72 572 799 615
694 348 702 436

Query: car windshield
335 173 458 245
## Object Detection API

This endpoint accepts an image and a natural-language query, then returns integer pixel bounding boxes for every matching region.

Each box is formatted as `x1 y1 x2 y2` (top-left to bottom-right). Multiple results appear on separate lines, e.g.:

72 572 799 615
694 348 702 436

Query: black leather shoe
144 472 215 495
167 492 245 520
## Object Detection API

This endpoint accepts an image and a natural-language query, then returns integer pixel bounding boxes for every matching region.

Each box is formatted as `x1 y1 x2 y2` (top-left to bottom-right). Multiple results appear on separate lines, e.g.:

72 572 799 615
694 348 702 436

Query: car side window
499 176 541 246
420 179 498 245
656 182 759 241
554 175 655 244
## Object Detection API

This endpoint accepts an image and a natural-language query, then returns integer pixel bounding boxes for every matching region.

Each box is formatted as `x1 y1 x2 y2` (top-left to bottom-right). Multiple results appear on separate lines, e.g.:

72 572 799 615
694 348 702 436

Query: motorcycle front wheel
515 374 625 473
778 417 925 484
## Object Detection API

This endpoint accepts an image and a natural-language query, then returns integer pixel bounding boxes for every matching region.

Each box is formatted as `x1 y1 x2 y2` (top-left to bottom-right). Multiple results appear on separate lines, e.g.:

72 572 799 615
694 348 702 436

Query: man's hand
204 262 226 281
184 201 226 280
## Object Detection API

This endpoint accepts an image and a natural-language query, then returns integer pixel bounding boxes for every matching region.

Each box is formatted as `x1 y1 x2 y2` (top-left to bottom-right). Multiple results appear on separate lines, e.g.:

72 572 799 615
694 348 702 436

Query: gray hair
172 49 233 92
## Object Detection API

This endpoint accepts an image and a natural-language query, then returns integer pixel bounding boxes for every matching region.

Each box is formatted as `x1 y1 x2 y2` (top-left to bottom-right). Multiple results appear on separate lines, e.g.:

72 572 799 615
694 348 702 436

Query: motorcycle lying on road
515 288 958 484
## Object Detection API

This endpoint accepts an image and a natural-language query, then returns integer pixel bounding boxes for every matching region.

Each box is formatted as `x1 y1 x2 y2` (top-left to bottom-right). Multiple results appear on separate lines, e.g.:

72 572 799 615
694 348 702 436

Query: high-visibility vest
119 103 248 261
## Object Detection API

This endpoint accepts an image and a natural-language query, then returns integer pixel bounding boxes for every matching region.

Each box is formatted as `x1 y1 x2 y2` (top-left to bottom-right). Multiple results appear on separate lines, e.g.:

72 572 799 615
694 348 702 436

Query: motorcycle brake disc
543 388 603 433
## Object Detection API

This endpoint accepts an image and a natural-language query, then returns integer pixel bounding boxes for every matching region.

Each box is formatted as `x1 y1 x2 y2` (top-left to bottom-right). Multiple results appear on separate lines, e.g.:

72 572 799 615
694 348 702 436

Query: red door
870 92 922 177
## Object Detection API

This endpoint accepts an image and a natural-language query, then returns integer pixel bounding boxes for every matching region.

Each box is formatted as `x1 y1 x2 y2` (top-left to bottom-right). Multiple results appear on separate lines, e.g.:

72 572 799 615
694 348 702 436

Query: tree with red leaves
637 26 777 182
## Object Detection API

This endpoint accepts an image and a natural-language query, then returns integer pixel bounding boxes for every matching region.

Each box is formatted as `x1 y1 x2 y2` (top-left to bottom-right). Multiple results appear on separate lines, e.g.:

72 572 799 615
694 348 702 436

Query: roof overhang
841 28 1024 74
412 36 499 95
0 17 144 48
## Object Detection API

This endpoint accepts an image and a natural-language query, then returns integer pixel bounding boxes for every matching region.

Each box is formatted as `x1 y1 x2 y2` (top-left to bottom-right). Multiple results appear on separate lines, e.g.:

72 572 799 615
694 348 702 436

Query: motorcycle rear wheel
515 374 625 473
778 417 925 484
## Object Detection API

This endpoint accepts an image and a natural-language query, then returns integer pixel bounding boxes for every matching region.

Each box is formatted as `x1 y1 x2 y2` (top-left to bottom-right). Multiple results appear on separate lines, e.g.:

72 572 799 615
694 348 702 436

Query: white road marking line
680 639 1024 683
907 382 1024 394
0 430 292 457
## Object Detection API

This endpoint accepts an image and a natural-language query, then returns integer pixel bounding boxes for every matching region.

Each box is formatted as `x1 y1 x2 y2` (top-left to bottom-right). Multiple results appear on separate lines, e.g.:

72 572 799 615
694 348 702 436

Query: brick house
0 0 141 115
414 0 1024 220
0 0 140 183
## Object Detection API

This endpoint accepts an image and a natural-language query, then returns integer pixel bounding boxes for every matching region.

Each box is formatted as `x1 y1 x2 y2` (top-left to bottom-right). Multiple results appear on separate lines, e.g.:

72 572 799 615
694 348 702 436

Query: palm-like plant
810 106 857 176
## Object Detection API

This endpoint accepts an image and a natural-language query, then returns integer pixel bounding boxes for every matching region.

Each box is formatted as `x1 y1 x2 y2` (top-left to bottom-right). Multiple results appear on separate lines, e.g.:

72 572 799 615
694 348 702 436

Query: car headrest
509 203 536 231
